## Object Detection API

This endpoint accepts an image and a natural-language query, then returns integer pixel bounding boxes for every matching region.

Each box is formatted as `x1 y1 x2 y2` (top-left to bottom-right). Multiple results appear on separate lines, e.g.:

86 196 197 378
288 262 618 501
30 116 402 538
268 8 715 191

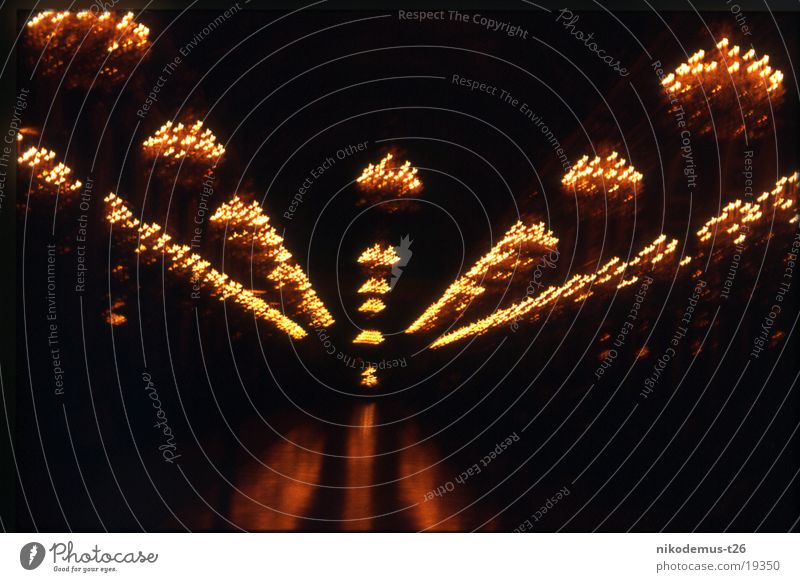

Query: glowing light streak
661 38 784 136
209 196 334 327
357 243 400 268
406 220 558 333
104 193 307 339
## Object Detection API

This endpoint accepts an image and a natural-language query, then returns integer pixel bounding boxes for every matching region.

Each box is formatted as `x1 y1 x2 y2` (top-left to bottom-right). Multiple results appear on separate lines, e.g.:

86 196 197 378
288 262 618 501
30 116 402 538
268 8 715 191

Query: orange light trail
104 193 308 339
429 234 682 348
429 172 800 348
209 196 334 327
406 220 559 333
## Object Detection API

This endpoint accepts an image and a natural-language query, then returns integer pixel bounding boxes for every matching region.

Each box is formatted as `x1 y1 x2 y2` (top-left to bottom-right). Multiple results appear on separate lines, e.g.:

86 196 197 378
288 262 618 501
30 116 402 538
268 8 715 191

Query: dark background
3 2 799 531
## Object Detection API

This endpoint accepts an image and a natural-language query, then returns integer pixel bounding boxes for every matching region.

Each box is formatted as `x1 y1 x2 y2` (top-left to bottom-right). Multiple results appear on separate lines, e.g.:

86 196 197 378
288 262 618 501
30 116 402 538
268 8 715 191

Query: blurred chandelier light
18 146 83 193
406 220 558 333
103 193 308 339
210 196 334 327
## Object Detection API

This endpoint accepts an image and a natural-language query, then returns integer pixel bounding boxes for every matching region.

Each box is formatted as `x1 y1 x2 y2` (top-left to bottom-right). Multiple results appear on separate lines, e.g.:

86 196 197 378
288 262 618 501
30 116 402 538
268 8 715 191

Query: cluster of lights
406 220 558 333
358 298 386 314
142 120 226 163
355 241 397 320
356 154 422 196
361 366 379 388
429 234 682 348
209 196 334 327
25 11 150 86
104 193 308 339
429 169 800 349
661 38 785 136
353 330 384 345
561 152 643 200
358 277 391 295
357 243 401 268
18 146 83 192
103 299 128 326
696 173 798 246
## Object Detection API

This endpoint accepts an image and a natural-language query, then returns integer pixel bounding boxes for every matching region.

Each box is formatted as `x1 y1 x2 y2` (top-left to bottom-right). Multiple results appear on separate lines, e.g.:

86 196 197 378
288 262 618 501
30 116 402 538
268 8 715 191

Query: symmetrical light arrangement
428 234 683 348
661 38 785 136
406 221 559 333
104 193 308 339
210 196 334 327
142 120 225 164
356 153 422 197
25 11 150 87
696 173 798 247
355 242 398 316
561 151 643 201
18 146 83 193
426 171 800 348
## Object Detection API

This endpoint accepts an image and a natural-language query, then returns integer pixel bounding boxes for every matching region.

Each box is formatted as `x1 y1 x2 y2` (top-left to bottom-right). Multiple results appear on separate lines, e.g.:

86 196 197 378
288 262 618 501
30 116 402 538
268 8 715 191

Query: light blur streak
104 193 308 339
429 172 799 347
697 173 798 247
429 234 681 348
406 221 559 333
210 196 334 327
